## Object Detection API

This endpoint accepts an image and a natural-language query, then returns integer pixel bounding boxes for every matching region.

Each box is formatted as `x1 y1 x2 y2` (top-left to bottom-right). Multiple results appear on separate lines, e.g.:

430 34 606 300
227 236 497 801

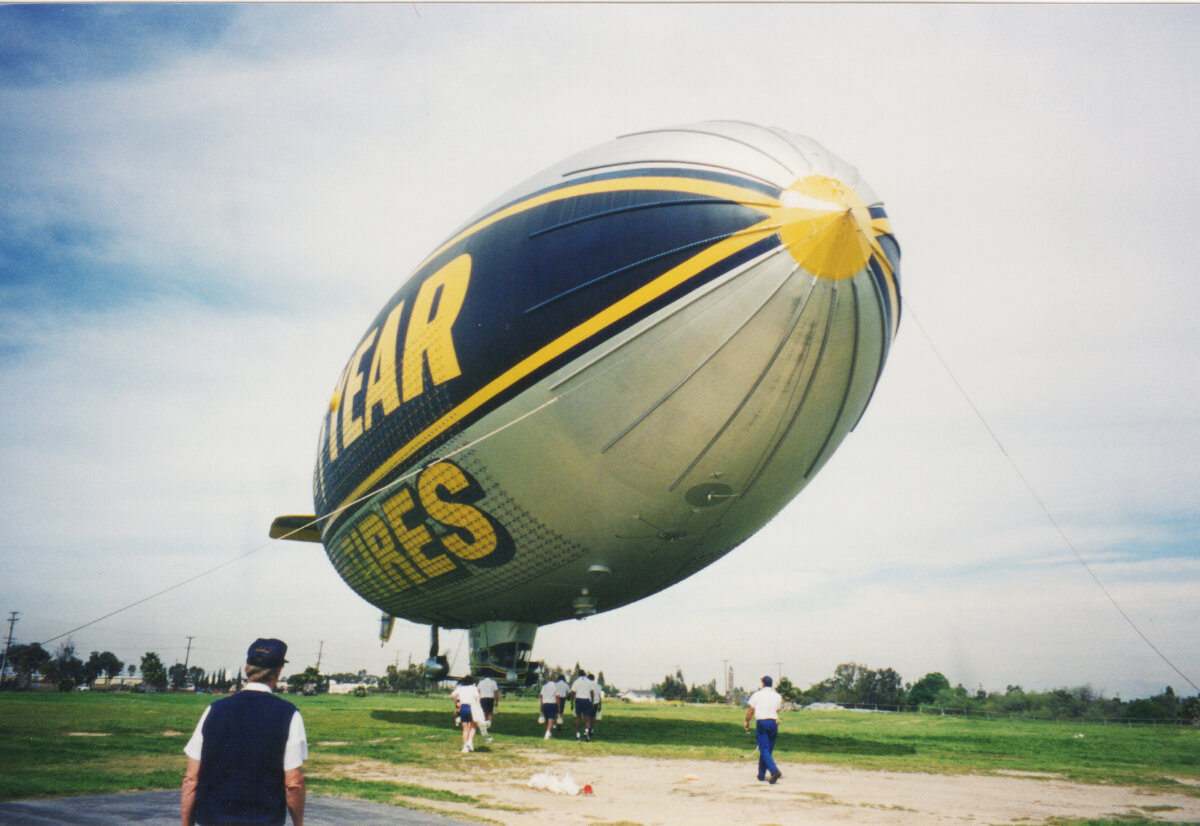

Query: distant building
621 690 659 703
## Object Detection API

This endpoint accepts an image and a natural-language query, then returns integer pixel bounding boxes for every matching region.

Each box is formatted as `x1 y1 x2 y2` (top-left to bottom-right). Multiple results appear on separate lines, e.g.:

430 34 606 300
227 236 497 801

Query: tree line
6 640 1197 723
0 641 248 694
652 662 1200 723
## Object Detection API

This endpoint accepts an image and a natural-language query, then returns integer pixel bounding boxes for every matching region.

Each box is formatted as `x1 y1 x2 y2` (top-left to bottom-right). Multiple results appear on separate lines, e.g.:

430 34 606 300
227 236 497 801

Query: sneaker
461 746 470 753
583 732 590 742
544 731 551 739
757 775 766 782
576 731 581 740
768 770 782 785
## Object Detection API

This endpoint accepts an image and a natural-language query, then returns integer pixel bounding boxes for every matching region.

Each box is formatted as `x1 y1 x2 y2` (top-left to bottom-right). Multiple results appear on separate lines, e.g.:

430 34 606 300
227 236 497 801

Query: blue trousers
755 719 779 778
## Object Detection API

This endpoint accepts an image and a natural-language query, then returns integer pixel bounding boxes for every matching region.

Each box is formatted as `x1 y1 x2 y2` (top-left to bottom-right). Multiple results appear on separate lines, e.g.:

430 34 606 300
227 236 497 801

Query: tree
907 672 950 707
6 643 50 690
99 651 124 683
210 668 233 693
687 679 721 703
83 651 123 686
287 666 325 695
1180 694 1200 724
652 669 688 701
168 663 188 691
44 641 85 691
187 666 206 690
84 652 104 687
140 652 168 691
862 667 905 707
597 670 618 695
932 684 974 712
384 662 427 692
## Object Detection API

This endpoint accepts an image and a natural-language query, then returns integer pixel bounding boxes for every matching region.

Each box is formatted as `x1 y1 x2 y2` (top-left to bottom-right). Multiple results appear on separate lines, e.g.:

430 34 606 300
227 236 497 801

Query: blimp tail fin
269 515 323 543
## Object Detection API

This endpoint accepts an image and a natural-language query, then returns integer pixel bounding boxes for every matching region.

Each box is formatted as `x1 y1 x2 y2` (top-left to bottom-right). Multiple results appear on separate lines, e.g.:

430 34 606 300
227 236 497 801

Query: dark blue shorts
459 704 474 723
480 698 495 714
574 698 593 717
541 702 559 719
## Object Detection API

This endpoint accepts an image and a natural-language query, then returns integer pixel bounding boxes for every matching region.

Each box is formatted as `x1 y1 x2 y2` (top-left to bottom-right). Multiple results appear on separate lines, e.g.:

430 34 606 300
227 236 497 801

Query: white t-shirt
184 682 308 770
477 677 498 699
555 679 569 699
451 683 482 711
571 675 594 700
747 686 783 721
540 681 559 703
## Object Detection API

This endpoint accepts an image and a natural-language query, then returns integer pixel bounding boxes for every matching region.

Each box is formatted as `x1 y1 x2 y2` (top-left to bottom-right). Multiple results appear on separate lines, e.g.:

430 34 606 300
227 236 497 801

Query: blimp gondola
271 121 901 685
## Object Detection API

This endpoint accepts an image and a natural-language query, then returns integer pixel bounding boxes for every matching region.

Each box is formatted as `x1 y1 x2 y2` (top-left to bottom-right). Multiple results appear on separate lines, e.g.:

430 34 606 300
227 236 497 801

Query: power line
907 303 1199 694
40 396 564 648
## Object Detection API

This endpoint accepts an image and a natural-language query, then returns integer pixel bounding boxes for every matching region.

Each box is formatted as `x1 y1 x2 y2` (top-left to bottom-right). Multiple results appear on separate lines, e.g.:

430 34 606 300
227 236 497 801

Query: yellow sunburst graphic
771 175 892 281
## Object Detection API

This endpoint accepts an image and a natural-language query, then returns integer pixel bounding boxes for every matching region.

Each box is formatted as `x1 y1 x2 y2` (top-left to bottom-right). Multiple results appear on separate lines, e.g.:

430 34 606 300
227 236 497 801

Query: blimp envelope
274 120 901 683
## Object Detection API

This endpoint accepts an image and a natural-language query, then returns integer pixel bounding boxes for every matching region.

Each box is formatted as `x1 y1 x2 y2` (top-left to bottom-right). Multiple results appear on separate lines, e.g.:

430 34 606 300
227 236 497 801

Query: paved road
0 791 476 825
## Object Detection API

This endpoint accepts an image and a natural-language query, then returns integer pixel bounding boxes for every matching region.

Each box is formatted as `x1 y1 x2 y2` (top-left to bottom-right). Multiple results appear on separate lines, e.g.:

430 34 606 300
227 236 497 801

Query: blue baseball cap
246 638 288 668
762 675 773 687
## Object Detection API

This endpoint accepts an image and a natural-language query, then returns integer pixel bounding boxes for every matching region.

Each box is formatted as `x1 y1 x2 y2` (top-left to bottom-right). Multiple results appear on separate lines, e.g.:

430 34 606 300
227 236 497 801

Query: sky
2 3 1198 701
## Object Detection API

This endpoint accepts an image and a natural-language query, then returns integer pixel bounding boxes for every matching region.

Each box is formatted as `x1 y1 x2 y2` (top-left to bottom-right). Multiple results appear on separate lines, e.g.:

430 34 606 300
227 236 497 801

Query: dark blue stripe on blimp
315 186 774 527
502 166 780 214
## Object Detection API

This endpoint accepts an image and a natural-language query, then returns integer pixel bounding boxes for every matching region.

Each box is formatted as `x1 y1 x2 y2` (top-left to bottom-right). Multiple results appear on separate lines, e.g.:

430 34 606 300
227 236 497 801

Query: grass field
2 691 1198 811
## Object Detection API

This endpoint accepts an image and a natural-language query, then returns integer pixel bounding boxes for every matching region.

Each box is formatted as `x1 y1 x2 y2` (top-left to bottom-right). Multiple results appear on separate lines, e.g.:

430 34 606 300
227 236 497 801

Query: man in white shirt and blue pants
744 675 783 784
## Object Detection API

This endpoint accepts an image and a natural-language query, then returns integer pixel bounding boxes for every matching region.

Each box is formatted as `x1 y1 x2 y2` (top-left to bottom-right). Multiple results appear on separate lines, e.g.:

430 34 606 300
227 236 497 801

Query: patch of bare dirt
324 750 1200 825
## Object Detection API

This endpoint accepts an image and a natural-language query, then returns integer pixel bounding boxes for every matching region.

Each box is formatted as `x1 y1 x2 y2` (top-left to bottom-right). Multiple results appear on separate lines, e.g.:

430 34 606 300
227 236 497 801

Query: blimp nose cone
776 175 878 280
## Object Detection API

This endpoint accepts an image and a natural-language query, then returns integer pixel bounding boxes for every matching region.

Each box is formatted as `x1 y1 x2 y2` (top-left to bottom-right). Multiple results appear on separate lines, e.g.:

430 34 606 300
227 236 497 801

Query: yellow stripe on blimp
335 172 899 516
413 175 780 275
337 220 784 513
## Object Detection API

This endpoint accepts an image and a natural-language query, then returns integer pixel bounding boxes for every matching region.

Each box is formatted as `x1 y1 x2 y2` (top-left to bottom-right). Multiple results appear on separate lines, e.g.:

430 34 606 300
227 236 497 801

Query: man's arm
285 766 305 826
181 757 200 826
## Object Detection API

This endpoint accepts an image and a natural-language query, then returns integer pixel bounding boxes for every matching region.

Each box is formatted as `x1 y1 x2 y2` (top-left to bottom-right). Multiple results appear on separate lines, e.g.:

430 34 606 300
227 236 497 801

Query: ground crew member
744 675 783 784
182 638 307 825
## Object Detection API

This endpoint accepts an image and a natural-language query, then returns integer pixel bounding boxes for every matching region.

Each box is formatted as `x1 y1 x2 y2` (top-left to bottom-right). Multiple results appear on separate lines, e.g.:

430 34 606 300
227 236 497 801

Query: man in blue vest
181 638 307 826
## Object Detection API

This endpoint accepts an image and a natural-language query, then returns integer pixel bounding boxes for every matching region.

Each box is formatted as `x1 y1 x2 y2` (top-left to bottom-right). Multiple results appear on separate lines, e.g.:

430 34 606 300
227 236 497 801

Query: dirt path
328 750 1200 825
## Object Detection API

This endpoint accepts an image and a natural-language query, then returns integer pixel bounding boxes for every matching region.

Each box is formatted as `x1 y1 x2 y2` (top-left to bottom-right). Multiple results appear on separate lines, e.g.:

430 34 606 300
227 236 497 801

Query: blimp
271 120 901 685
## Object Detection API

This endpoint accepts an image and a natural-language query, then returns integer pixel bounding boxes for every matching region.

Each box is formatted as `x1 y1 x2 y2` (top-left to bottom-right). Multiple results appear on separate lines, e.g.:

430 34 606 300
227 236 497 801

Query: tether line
907 302 1198 694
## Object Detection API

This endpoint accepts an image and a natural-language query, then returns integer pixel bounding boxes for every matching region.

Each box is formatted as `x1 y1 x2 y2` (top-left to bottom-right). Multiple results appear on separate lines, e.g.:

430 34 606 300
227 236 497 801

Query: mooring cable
907 302 1198 694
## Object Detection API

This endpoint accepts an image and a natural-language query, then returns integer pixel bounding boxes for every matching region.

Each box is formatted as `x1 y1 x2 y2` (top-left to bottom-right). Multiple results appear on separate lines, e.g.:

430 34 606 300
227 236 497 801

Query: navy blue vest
195 689 298 826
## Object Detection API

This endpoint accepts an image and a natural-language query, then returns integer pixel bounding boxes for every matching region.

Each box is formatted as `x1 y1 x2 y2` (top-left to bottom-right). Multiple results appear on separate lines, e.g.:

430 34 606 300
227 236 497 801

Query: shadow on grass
368 709 915 757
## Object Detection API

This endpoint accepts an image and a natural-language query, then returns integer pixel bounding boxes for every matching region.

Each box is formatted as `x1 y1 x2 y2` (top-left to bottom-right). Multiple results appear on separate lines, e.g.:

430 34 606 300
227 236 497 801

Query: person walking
477 674 499 733
587 673 603 737
450 676 484 753
539 677 559 739
744 675 783 784
181 638 307 826
570 671 595 741
554 672 569 728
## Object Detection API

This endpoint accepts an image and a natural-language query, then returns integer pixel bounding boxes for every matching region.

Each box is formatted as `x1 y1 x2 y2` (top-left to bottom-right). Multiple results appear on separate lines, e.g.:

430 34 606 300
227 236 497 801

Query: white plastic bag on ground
528 772 580 795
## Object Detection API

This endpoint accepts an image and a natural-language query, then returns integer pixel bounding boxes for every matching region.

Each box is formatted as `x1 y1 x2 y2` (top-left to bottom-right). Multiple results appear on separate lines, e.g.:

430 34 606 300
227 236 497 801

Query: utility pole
1 612 18 687
315 641 325 672
722 659 728 698
183 636 195 690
